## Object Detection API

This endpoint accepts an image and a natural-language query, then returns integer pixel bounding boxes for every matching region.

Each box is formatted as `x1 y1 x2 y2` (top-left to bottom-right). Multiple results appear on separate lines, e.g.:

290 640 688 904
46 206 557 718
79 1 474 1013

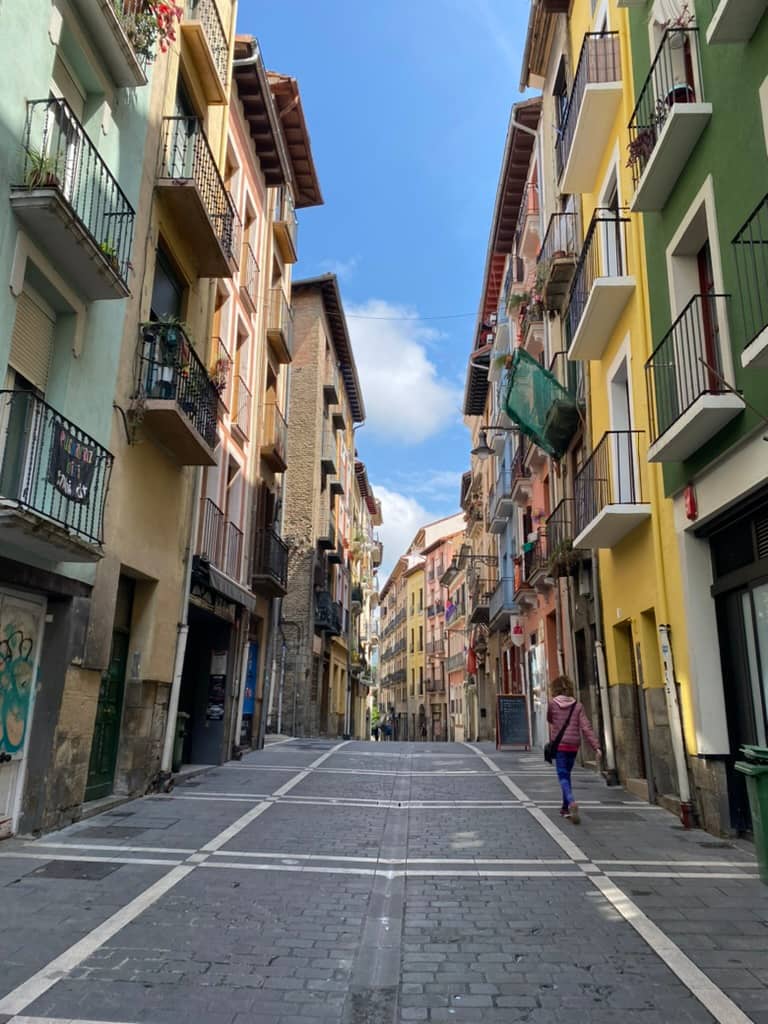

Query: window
419 626 423 652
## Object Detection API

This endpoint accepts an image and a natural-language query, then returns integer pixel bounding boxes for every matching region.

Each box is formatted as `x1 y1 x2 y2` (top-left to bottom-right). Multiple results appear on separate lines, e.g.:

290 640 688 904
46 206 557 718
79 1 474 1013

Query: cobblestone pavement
0 739 766 1024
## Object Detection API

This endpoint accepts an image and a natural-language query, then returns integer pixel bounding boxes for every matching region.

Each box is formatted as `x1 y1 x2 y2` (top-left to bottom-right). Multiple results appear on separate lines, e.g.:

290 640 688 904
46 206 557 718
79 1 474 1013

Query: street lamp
470 425 519 461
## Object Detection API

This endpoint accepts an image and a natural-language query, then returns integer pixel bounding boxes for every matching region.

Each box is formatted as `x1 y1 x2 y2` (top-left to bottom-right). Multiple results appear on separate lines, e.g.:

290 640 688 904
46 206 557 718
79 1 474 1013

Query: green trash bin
172 712 190 774
735 744 768 886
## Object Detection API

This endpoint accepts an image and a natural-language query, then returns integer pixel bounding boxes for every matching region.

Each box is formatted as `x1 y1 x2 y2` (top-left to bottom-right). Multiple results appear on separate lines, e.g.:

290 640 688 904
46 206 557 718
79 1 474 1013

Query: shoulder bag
544 702 577 764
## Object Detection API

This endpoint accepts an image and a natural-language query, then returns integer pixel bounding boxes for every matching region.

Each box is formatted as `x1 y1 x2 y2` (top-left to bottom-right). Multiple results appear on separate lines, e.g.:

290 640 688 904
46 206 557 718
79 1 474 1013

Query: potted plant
24 149 62 189
507 290 530 312
117 1 184 62
99 240 120 274
626 125 657 171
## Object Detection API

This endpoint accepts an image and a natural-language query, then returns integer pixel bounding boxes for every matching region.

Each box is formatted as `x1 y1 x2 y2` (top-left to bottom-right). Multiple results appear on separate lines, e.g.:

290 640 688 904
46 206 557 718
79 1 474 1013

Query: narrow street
0 740 766 1024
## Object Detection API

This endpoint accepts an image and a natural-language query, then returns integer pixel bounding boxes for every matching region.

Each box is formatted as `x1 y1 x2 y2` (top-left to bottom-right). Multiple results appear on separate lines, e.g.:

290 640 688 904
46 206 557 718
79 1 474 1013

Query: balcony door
697 242 722 392
168 83 199 179
609 358 636 504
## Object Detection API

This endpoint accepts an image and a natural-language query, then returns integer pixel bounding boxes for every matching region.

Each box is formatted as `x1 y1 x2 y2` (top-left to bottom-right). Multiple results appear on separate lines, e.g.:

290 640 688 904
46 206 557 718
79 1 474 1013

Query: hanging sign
47 426 97 503
510 616 525 647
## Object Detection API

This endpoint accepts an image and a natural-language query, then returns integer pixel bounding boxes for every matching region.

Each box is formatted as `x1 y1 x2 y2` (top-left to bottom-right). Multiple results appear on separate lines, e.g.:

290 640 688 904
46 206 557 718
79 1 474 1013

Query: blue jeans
556 751 577 809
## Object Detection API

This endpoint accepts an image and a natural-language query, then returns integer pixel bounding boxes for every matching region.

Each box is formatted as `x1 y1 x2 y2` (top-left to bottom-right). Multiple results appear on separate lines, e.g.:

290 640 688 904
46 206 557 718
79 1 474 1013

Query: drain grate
698 841 735 850
31 859 120 880
82 825 146 839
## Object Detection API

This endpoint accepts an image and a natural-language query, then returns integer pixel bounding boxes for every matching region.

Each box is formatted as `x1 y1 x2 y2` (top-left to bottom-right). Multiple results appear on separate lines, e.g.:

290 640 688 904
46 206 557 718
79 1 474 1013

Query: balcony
323 363 341 406
0 390 112 562
510 442 532 507
240 243 260 313
136 321 219 466
72 0 148 87
315 591 342 636
528 532 553 590
266 288 293 364
489 577 516 633
157 117 238 278
372 539 383 566
321 430 337 474
251 526 288 597
566 210 635 362
445 651 465 673
232 375 252 441
261 401 288 471
515 181 540 259
546 498 586 575
573 431 651 549
646 294 743 463
557 33 622 195
490 469 514 533
549 352 585 409
329 474 344 497
628 28 711 213
327 541 344 565
273 190 298 263
351 585 363 610
180 0 229 105
469 584 493 626
199 498 243 580
210 336 232 411
10 99 135 300
519 301 545 356
426 639 444 658
331 409 346 433
734 194 768 369
707 0 767 43
318 505 336 550
537 212 580 313
514 547 536 608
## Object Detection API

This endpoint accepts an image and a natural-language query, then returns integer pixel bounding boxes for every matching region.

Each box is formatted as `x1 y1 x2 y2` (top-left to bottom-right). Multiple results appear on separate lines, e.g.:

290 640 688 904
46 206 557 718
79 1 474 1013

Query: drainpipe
659 622 693 826
161 465 204 776
591 549 619 786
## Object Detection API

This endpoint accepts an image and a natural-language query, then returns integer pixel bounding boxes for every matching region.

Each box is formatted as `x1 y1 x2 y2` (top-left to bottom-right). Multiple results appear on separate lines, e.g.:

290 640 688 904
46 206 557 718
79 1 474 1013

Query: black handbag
544 702 577 763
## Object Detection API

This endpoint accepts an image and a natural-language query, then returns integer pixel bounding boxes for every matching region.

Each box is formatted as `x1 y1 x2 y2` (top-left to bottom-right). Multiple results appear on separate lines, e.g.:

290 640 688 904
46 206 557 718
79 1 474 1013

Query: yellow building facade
559 1 693 814
406 563 426 740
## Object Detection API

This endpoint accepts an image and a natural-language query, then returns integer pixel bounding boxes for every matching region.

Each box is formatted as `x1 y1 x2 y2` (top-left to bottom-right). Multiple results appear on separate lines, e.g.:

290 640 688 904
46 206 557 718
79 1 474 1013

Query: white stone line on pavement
200 860 582 879
262 736 296 747
605 870 760 879
223 765 496 776
208 850 572 866
591 875 755 1024
11 1017 141 1024
0 864 195 1017
0 852 183 867
464 743 757 1024
158 793 526 810
26 842 197 855
0 741 349 1018
595 859 758 867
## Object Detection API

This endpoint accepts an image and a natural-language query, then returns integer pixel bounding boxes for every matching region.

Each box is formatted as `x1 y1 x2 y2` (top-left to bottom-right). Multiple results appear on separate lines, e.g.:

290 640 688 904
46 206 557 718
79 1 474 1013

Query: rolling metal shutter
9 290 55 392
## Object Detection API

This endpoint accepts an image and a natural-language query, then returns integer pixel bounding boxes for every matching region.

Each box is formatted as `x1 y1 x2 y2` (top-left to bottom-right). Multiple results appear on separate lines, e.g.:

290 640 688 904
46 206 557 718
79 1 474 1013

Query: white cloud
347 300 463 444
320 256 359 279
373 485 431 583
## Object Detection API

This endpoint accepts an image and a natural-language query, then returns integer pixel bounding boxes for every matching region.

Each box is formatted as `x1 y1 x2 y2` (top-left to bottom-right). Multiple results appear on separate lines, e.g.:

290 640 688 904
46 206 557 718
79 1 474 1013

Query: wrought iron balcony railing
17 98 135 287
0 389 112 547
159 117 237 264
137 321 219 449
267 287 294 357
241 242 260 309
574 431 646 537
556 32 621 182
538 211 580 267
646 293 732 443
549 352 585 406
445 651 465 673
210 336 232 410
252 526 288 591
566 208 630 344
733 194 768 355
199 497 243 579
186 0 229 88
232 375 251 439
628 27 705 191
262 401 288 467
315 591 342 635
546 498 577 562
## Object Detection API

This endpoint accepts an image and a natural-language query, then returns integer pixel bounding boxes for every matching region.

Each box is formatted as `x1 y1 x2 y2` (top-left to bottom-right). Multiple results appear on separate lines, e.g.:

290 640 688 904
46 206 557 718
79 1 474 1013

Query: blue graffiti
0 625 35 755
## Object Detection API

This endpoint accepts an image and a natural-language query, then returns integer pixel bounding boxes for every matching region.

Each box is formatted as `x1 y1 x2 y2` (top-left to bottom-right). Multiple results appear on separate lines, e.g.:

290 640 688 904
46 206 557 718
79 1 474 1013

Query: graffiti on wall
0 602 39 758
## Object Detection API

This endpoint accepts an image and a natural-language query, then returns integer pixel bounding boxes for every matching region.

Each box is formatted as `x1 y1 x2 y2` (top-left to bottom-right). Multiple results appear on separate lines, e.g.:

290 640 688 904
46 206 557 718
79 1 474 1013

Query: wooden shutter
9 290 55 392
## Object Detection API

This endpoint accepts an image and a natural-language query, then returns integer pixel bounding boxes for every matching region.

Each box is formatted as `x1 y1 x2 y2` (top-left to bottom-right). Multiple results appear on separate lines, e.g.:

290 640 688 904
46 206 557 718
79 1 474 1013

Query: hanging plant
117 1 183 62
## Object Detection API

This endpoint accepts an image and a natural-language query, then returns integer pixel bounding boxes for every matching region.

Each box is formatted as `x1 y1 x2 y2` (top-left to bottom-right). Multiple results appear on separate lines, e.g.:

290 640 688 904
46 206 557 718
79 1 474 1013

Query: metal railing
549 352 585 405
262 401 288 464
224 520 243 579
445 651 465 673
512 440 529 485
318 504 336 547
557 33 621 181
315 591 342 635
628 27 705 191
426 639 444 657
538 211 580 267
529 531 549 577
187 0 229 88
274 188 298 251
242 243 260 307
210 336 232 410
159 117 237 264
18 98 135 285
137 321 219 448
489 577 515 623
268 287 294 355
491 468 513 520
645 293 730 444
0 390 112 546
574 431 646 537
252 526 288 590
566 209 630 342
733 194 768 351
547 498 576 557
200 497 225 566
322 429 337 468
233 375 251 438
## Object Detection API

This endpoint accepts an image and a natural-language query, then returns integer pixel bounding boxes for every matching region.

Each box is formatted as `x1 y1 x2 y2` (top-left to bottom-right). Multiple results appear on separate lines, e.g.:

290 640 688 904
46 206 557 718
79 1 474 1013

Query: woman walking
547 675 601 824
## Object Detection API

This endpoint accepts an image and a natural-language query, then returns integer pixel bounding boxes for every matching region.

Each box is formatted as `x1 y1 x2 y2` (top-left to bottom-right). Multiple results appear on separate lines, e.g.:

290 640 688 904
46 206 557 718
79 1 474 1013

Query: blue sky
237 0 532 575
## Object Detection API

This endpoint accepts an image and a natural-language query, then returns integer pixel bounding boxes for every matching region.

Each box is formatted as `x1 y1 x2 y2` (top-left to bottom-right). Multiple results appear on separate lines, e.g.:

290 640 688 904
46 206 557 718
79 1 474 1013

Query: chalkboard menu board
496 694 530 750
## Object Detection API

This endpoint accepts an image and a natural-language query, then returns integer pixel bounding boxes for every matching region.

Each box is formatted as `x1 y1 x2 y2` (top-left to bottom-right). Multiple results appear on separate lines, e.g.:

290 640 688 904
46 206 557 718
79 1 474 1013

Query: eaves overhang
233 37 291 189
267 71 323 208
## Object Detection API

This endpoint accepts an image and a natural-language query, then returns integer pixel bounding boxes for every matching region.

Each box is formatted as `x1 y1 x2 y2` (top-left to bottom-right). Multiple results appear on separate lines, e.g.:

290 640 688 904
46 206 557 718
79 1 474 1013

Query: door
0 591 46 838
716 580 768 830
697 242 722 391
85 577 133 801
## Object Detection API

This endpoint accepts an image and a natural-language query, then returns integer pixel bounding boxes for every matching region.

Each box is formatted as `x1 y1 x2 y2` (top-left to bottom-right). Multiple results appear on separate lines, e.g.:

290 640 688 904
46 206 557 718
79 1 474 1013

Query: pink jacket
547 695 599 753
